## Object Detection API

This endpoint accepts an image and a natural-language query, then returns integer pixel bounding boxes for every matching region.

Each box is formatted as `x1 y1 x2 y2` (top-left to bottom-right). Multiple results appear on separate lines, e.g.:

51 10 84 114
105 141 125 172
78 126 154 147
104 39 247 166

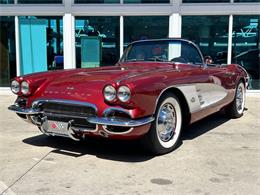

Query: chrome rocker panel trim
87 116 154 128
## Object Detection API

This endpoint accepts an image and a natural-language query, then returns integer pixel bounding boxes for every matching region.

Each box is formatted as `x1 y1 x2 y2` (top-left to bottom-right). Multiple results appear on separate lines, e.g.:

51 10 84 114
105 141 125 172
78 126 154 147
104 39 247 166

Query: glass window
75 16 120 68
124 16 169 48
0 0 14 3
74 0 120 3
182 16 229 64
234 0 260 2
182 0 229 2
121 40 203 65
18 0 62 3
232 16 260 89
0 16 16 87
19 16 63 75
124 0 169 3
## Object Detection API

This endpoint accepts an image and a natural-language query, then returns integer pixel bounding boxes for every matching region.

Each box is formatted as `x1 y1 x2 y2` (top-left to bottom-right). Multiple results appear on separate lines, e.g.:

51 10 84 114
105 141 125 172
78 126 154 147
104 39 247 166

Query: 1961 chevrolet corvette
8 39 248 154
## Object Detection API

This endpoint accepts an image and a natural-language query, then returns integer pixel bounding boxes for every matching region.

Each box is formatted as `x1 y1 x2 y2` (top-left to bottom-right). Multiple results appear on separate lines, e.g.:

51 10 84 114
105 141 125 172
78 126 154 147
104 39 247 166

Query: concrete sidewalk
0 95 260 195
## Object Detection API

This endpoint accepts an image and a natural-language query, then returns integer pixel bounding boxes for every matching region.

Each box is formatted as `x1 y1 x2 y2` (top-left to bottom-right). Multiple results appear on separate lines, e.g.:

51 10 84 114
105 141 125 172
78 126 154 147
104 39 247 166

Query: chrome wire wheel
157 103 176 142
236 82 245 114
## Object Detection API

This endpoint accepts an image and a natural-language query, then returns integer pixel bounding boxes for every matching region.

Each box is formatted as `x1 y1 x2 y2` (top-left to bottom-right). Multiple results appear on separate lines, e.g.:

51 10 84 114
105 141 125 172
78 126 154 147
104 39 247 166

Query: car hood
44 62 173 93
39 62 174 103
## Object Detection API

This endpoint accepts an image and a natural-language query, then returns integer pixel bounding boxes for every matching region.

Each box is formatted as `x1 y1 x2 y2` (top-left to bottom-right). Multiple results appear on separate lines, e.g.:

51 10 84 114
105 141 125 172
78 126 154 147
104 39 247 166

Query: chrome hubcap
157 103 176 142
236 84 244 113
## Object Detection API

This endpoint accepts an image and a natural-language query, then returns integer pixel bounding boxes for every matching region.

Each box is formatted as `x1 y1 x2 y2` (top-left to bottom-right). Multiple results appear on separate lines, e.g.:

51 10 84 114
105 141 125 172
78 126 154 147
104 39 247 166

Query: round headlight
11 80 20 94
104 85 116 102
117 86 131 102
21 81 30 95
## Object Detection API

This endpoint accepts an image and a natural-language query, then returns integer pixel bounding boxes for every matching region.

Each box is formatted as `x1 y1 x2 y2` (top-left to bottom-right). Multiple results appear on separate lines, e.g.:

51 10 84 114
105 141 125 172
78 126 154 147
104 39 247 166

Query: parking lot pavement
0 95 260 195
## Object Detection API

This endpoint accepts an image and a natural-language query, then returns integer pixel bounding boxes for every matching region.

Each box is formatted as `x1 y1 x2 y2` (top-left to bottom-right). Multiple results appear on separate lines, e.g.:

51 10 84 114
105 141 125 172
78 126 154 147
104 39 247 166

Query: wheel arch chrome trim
153 85 191 115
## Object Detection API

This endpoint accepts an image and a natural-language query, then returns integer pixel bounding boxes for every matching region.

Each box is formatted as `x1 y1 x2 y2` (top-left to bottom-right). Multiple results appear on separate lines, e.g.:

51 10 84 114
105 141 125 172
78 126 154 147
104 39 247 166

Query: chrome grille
40 101 97 130
42 102 96 117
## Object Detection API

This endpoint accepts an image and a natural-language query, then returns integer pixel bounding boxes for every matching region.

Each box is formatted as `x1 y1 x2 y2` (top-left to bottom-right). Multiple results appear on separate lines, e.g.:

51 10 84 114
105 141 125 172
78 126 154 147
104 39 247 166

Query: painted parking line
0 181 16 195
32 157 57 164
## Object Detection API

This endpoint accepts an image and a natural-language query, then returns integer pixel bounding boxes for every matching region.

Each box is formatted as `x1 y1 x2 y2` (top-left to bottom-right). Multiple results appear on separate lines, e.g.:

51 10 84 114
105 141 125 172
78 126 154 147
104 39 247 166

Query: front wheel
225 81 246 118
142 93 182 155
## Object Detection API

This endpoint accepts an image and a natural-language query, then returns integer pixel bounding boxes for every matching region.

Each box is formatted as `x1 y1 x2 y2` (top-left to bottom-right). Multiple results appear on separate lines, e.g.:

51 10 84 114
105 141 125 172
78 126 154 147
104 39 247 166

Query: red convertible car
8 39 248 154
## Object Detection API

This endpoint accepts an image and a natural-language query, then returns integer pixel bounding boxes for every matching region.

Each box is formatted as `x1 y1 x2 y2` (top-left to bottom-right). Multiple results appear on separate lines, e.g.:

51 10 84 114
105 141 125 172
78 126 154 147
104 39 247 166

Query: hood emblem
66 87 75 90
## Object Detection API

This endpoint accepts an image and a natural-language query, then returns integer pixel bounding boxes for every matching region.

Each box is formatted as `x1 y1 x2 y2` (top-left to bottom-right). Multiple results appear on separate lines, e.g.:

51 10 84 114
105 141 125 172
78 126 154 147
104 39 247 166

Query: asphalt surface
0 95 260 195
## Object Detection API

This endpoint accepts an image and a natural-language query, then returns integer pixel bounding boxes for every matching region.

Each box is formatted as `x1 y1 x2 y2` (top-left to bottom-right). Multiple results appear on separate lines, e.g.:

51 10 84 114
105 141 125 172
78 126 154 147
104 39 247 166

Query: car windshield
120 40 203 65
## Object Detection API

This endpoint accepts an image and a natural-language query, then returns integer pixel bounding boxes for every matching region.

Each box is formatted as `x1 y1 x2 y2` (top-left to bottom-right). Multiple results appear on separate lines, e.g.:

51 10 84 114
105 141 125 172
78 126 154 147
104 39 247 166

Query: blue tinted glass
0 0 14 3
18 0 62 3
75 16 120 68
124 16 169 48
235 0 260 2
182 16 229 64
124 0 169 3
183 0 229 2
232 16 260 89
0 16 16 87
75 0 120 3
18 16 63 73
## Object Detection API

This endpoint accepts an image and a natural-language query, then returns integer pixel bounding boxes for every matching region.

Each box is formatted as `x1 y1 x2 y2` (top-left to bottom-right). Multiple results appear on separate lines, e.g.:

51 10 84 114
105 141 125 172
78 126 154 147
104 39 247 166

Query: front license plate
45 120 69 136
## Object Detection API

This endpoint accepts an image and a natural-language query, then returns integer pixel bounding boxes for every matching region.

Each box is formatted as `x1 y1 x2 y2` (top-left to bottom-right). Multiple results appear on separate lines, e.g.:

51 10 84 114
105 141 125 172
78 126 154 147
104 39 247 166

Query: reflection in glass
232 16 260 89
124 16 169 48
75 16 120 68
182 0 229 2
124 0 169 3
18 0 62 3
234 0 260 2
182 16 229 65
0 0 14 3
0 16 16 87
19 16 63 75
75 0 120 3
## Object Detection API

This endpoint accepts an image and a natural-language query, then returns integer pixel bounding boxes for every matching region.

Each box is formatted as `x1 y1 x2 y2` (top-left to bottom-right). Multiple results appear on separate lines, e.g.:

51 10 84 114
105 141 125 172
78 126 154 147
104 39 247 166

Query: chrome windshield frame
119 38 204 67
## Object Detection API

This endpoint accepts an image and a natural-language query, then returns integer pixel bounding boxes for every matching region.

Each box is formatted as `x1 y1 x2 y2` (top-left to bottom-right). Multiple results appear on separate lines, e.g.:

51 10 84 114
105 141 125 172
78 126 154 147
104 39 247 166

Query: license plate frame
45 120 69 136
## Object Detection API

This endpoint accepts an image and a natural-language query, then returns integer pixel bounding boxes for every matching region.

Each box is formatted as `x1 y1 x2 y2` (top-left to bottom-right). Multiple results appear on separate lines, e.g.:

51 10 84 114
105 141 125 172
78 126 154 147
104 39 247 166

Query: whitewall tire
142 93 182 155
225 81 246 118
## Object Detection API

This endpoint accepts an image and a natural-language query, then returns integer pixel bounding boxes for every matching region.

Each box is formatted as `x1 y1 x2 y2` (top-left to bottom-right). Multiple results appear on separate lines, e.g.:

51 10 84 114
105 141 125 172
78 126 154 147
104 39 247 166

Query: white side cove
177 83 228 113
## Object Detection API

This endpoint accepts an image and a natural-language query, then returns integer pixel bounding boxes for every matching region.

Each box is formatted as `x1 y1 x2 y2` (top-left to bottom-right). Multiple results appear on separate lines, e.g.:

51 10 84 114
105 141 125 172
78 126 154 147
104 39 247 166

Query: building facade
0 0 259 91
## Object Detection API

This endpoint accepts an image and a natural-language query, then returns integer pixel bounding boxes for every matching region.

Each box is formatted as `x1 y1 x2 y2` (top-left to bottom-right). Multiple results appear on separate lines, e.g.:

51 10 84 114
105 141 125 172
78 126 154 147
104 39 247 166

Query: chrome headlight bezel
117 86 131 102
21 81 30 95
11 80 20 94
104 85 117 102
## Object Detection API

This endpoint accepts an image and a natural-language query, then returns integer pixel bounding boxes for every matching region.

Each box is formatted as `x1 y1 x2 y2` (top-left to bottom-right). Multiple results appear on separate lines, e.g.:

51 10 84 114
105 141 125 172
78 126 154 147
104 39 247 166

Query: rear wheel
142 93 182 155
225 81 246 118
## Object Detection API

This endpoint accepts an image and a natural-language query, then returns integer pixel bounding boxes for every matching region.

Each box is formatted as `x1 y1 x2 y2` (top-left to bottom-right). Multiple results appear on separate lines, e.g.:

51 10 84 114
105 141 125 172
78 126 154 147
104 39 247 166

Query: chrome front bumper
8 104 42 115
8 103 154 128
87 116 154 127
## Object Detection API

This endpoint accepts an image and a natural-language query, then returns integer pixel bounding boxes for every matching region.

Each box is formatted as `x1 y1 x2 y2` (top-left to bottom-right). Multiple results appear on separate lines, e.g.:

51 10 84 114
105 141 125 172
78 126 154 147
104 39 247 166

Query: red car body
8 39 248 150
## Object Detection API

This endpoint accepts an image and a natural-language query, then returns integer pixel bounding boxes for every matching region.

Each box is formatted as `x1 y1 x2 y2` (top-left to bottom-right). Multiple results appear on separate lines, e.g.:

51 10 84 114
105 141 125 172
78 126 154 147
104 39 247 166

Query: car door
205 64 236 106
181 42 231 110
207 64 235 89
